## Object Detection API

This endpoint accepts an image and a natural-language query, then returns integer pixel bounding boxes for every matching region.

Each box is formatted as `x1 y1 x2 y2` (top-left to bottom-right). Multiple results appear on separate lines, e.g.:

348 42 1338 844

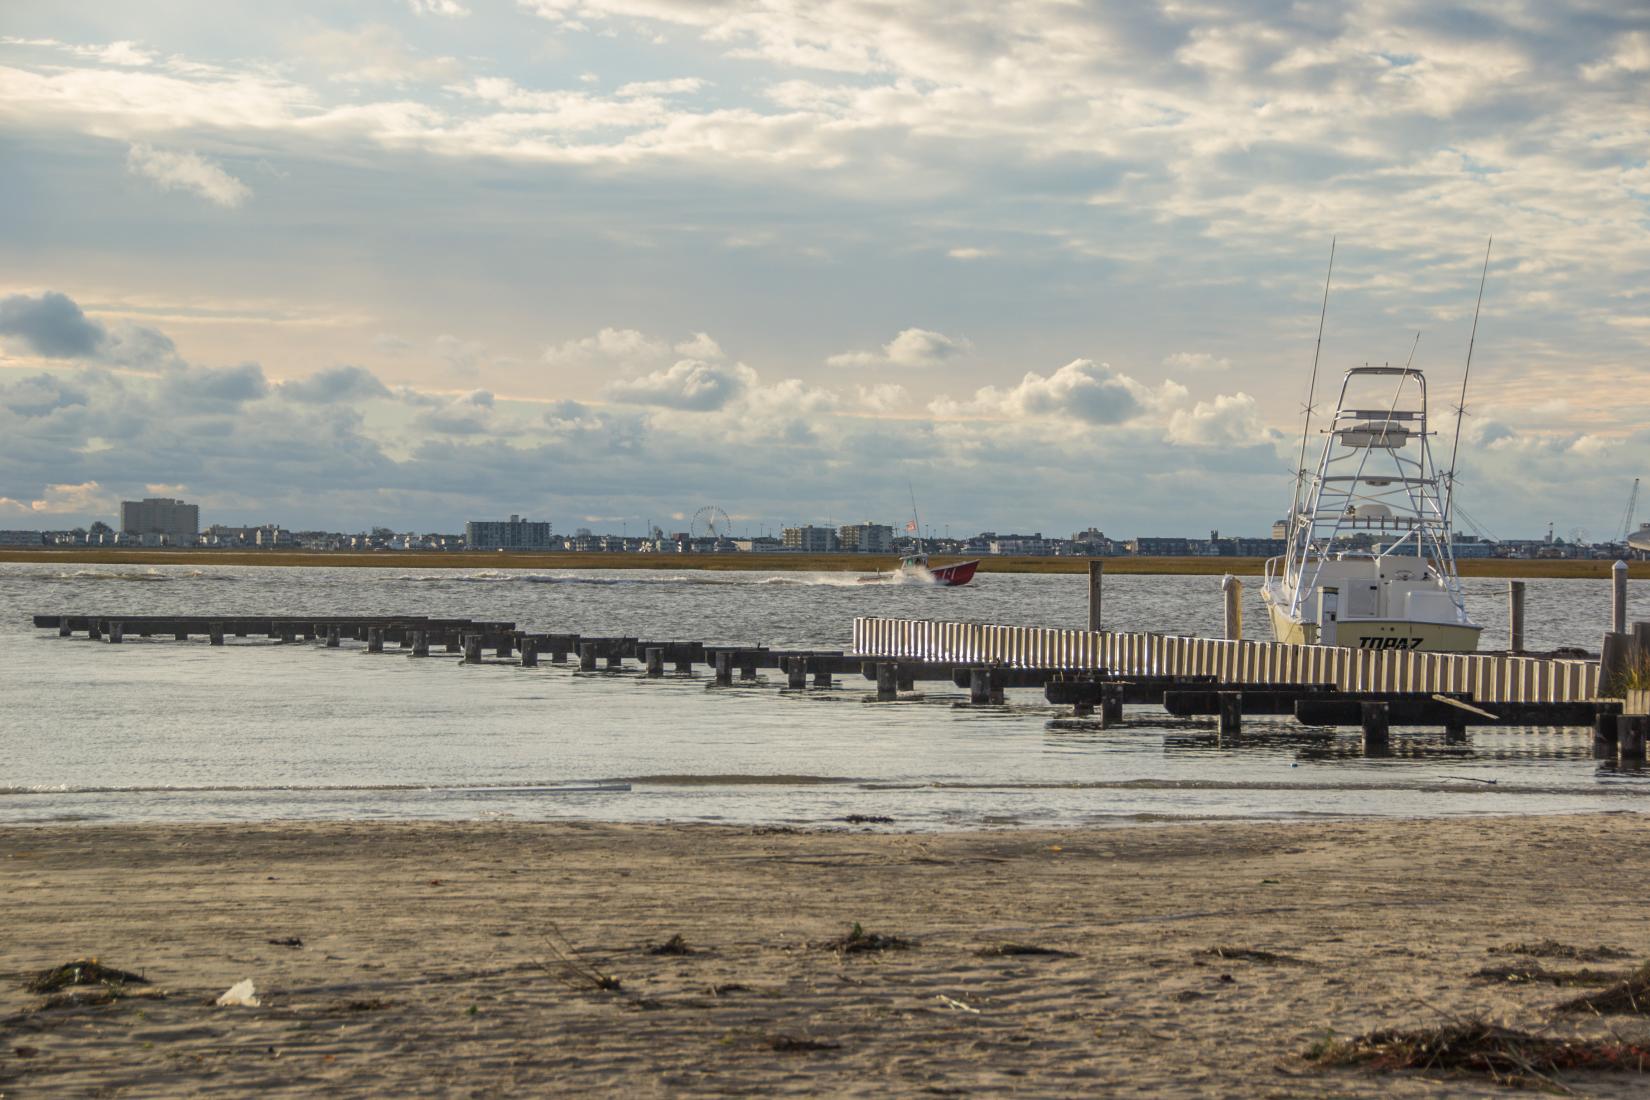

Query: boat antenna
907 480 921 548
1289 237 1336 530
1443 237 1492 526
1403 331 1420 369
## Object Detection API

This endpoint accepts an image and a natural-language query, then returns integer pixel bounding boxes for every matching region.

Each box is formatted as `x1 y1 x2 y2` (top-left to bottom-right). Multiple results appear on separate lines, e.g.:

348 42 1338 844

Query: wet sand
4 814 1650 1096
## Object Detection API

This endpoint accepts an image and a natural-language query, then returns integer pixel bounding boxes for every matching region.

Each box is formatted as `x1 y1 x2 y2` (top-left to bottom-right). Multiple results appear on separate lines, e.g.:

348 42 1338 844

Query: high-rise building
781 525 839 552
119 497 198 545
838 523 893 552
465 514 554 550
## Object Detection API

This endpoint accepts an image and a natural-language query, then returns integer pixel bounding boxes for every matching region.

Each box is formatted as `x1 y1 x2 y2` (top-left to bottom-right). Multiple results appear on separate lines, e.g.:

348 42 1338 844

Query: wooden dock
851 616 1608 705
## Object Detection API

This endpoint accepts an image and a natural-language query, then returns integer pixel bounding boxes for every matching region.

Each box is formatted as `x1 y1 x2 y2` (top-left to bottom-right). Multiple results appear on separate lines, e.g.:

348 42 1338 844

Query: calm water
2 562 1647 829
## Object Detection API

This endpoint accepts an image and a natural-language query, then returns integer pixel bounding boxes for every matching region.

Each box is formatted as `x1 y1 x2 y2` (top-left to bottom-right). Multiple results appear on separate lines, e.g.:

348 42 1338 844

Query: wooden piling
411 631 429 658
740 657 758 682
875 661 897 700
58 621 71 637
1222 576 1242 640
1087 560 1103 632
1621 715 1650 765
1613 560 1629 635
107 621 123 644
969 667 991 705
1507 580 1526 655
367 627 384 653
787 657 807 690
325 625 340 649
209 623 225 646
810 658 831 689
279 628 295 645
714 651 733 686
1218 691 1242 736
645 647 664 677
464 635 483 664
87 621 101 640
1594 712 1620 759
520 639 538 667
1101 685 1124 726
579 643 597 671
1361 701 1391 753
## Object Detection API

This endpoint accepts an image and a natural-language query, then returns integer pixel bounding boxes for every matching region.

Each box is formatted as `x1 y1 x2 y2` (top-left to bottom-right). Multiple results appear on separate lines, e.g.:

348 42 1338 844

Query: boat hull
1264 602 1482 652
928 560 978 587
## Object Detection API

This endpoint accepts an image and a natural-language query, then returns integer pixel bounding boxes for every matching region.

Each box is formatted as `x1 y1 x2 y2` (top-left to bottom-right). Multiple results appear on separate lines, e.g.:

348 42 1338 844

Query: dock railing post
1087 560 1103 632
1508 580 1526 655
1613 560 1629 635
1222 576 1243 640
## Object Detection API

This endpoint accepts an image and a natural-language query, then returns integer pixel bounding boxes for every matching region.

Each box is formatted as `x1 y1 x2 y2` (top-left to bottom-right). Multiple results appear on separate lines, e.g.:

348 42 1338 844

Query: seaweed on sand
531 921 622 993
1558 962 1650 1015
823 923 914 954
977 943 1075 958
1196 947 1306 965
648 934 695 956
1491 941 1631 963
1474 965 1630 987
26 960 147 994
1306 1019 1650 1087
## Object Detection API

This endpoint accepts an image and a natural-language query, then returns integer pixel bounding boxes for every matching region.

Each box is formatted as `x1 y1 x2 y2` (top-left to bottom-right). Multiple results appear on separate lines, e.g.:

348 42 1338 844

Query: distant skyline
2 2 1648 540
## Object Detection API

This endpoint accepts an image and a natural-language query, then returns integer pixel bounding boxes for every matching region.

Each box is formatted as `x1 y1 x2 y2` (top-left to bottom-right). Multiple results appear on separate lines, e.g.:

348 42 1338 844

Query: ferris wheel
690 505 733 542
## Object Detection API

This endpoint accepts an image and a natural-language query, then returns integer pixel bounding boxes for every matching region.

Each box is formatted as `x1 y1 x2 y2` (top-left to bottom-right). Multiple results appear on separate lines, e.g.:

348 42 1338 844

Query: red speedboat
857 553 979 586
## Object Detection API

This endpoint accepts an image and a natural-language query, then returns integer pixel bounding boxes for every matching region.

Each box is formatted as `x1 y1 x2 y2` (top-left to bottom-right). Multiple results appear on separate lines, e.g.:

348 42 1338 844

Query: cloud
615 77 706 97
0 291 106 358
1162 352 1231 372
407 0 469 16
418 389 495 434
947 247 993 260
0 480 113 517
1 372 89 417
828 327 972 368
301 25 462 84
1165 392 1264 446
673 332 723 359
161 362 269 410
435 334 486 376
857 382 907 411
543 327 669 367
604 359 754 410
127 144 250 208
932 359 1142 425
278 365 392 404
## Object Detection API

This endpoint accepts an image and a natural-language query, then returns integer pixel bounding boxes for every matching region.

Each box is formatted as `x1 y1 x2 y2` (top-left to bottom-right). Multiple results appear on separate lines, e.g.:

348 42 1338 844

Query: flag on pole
905 520 918 532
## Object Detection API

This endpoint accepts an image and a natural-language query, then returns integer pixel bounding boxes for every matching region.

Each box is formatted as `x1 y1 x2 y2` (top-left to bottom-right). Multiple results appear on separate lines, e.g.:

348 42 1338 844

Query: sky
1 0 1647 540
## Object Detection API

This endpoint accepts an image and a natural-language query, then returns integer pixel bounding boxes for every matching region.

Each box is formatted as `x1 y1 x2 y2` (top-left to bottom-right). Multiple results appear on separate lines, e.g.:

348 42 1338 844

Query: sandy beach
5 814 1650 1096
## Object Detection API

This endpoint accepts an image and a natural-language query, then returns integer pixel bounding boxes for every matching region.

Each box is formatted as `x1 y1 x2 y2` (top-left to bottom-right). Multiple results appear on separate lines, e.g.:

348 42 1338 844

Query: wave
393 570 881 588
40 569 235 583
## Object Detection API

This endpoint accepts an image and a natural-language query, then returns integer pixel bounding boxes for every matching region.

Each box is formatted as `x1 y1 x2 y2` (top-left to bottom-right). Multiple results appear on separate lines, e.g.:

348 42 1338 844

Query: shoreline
4 813 1649 1096
2 546 1645 580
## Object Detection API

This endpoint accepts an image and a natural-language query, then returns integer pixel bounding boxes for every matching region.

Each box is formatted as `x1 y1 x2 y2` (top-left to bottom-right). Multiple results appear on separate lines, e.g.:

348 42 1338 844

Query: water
2 562 1646 829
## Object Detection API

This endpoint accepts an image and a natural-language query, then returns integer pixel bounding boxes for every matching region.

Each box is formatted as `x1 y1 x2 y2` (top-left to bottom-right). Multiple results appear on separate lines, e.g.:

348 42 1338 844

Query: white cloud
857 382 907 411
0 480 113 516
302 25 462 84
673 332 723 359
615 77 706 97
828 327 971 368
1162 352 1231 372
946 247 993 260
604 359 754 410
408 0 470 16
1165 392 1264 447
931 359 1142 425
126 144 250 208
543 326 670 367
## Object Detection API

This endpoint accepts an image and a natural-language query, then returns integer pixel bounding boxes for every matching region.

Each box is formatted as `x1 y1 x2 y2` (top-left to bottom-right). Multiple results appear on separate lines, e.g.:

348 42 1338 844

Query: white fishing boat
1260 240 1490 653
1262 365 1481 651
